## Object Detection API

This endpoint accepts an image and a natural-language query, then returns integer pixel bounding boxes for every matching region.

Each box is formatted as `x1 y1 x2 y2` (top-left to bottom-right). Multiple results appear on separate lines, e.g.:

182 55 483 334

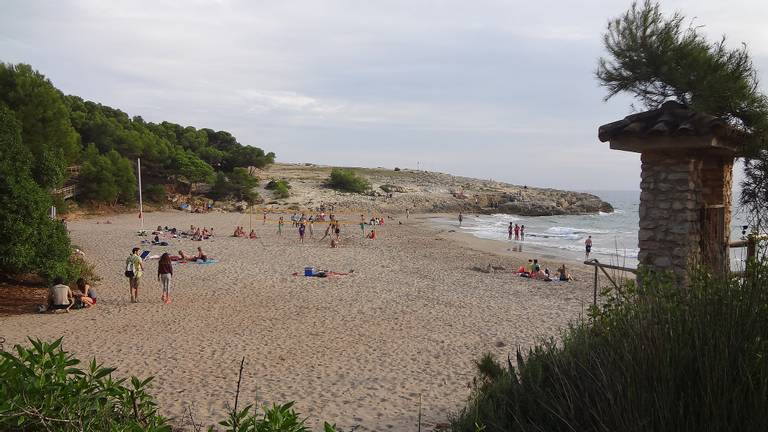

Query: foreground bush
0 338 170 431
0 338 339 432
452 263 768 432
327 168 370 193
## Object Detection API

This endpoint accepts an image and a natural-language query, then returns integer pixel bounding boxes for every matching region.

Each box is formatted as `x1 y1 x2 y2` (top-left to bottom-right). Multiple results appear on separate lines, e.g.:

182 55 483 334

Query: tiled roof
598 101 738 143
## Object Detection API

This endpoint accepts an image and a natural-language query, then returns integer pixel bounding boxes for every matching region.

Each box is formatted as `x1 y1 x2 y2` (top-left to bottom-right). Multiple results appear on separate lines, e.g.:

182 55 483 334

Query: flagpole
137 158 144 231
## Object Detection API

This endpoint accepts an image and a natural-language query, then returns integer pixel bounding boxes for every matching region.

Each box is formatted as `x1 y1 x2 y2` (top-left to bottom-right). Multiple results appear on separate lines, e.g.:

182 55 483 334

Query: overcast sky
1 0 766 190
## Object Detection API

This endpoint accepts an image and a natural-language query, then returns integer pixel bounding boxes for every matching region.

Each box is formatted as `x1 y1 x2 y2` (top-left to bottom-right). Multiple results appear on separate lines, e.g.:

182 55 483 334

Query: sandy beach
0 210 598 431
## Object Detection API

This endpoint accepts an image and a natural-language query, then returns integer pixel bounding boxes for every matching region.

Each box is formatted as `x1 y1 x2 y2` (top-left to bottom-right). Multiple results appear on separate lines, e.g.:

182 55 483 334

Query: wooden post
593 266 598 306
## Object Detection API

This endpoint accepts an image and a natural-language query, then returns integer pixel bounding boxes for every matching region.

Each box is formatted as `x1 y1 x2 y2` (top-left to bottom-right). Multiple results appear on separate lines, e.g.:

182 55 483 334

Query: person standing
458 212 463 226
125 247 144 303
263 210 267 224
508 222 514 240
406 208 410 219
520 225 525 241
298 222 306 243
157 252 173 304
585 235 593 259
277 216 284 236
514 224 520 240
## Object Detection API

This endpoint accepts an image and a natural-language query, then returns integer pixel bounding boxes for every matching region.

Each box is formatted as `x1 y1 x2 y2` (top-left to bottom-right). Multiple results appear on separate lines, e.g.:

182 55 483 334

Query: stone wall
638 153 704 280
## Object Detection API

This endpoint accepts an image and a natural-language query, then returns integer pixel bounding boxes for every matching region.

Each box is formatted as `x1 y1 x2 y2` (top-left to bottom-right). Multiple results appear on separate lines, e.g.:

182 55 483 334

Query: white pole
137 158 144 231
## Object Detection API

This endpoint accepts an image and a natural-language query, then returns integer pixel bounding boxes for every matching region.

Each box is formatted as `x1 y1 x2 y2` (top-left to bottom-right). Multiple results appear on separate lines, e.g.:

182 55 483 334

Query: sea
431 190 752 270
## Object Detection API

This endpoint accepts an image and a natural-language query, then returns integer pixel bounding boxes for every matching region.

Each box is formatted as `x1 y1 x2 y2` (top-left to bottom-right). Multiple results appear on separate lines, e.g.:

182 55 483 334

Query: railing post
593 265 598 306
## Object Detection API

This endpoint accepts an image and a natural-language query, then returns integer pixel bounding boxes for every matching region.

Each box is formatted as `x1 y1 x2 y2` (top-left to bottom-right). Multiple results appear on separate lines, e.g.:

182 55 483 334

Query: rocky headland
242 163 613 216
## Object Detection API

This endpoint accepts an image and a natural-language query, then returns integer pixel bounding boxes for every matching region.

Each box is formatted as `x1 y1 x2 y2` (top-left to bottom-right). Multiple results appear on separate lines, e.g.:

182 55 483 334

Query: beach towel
140 250 151 259
193 258 218 264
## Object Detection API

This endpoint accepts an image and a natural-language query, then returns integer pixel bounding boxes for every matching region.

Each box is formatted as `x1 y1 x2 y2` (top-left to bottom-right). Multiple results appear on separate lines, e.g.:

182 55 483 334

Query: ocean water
432 190 751 269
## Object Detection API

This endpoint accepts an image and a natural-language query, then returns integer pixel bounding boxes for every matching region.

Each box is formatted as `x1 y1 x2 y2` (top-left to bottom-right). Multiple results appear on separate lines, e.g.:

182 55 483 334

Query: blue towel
194 259 218 264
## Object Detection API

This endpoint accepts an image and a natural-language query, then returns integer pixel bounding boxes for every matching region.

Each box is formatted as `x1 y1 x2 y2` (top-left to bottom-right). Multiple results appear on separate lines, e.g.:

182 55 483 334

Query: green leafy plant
0 338 171 431
327 168 370 193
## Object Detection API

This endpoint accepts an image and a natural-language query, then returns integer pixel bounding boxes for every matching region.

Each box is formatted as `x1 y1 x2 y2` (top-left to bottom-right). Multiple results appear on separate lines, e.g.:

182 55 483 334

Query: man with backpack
125 247 144 303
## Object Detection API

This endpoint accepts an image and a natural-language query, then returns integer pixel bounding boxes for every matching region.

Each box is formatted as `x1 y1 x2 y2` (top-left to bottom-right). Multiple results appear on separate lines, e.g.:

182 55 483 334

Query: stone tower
598 101 742 280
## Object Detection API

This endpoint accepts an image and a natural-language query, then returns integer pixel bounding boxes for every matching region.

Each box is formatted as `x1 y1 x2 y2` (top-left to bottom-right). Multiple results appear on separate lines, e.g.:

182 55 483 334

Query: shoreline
1 210 598 430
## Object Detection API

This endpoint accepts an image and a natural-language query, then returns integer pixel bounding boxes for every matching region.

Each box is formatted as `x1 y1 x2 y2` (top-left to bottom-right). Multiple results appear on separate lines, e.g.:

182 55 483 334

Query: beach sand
0 210 599 431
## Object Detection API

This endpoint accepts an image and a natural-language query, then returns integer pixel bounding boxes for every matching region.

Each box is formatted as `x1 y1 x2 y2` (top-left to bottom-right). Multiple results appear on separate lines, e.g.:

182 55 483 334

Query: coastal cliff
250 163 613 216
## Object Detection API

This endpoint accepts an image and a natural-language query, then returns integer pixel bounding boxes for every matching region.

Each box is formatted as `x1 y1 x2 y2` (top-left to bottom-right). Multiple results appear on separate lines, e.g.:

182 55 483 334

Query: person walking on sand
125 247 144 303
406 208 410 219
520 225 525 241
158 252 173 304
263 210 267 224
298 222 306 243
277 217 284 236
514 223 520 240
585 235 593 259
508 222 514 240
458 212 463 226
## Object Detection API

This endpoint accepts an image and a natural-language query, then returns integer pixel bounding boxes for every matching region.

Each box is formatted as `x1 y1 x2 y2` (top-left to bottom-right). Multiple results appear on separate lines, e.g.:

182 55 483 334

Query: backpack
125 257 135 278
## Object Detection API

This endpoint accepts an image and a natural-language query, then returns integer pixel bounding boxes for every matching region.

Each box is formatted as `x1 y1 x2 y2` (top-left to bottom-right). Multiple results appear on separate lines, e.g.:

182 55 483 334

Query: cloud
0 0 765 190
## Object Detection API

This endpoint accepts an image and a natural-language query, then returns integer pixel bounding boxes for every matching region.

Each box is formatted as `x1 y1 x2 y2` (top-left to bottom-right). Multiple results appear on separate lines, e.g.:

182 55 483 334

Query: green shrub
0 338 171 431
327 168 370 193
266 179 291 199
145 184 167 203
452 263 768 432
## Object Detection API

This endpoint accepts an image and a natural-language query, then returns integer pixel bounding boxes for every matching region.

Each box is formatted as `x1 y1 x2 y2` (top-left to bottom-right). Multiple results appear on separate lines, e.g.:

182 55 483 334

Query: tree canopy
596 1 768 229
0 105 73 281
0 62 275 207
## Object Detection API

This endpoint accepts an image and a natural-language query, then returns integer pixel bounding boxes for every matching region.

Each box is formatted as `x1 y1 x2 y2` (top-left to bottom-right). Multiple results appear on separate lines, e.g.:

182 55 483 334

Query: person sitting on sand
557 264 572 281
75 278 97 307
367 228 376 240
249 229 257 239
47 277 73 312
330 237 339 248
196 246 207 262
202 227 210 238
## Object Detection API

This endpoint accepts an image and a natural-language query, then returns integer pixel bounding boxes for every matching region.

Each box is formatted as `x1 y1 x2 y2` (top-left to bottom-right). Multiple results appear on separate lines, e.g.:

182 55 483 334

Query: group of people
46 277 97 312
124 245 209 304
185 225 213 241
233 226 258 239
507 223 526 241
516 259 573 282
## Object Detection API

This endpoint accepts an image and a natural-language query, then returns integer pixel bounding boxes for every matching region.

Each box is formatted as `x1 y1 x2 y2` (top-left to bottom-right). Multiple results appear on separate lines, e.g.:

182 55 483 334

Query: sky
1 0 766 190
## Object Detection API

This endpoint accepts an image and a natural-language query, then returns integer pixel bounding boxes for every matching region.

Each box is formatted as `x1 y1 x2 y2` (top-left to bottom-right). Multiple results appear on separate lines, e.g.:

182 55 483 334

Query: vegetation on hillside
0 338 341 431
596 0 768 230
327 168 370 193
211 168 260 204
266 179 291 199
0 105 74 281
0 62 275 207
